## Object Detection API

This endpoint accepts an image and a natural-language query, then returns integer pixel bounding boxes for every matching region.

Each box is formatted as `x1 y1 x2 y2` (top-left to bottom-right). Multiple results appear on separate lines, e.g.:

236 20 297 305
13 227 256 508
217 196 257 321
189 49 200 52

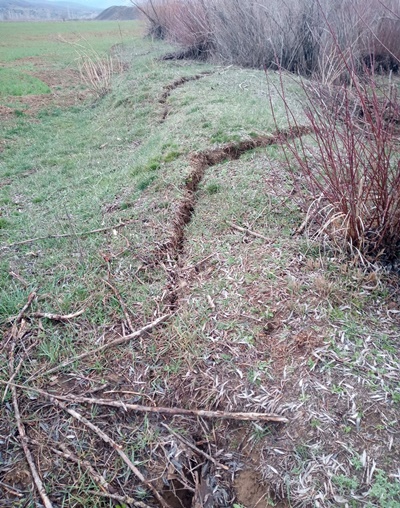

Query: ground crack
159 72 212 122
161 125 312 311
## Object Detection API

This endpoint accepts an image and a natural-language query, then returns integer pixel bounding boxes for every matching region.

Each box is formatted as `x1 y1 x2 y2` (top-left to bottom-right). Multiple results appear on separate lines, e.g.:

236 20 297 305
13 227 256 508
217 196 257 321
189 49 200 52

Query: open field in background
0 20 144 114
0 17 399 508
0 21 142 63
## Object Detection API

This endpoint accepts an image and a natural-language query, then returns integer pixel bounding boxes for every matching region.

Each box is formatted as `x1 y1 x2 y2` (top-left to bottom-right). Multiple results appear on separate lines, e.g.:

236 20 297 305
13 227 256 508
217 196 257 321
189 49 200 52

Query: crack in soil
159 72 212 121
162 125 312 311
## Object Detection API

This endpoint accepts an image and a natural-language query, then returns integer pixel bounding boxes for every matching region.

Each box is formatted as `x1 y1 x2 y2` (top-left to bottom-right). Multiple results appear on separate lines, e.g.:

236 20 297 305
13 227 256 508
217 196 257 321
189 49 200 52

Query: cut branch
7 308 85 324
0 221 135 250
30 309 86 321
35 440 152 507
104 279 134 331
2 382 289 423
27 313 170 381
49 442 110 492
13 291 37 326
161 423 229 470
226 221 270 241
8 323 53 508
88 490 153 508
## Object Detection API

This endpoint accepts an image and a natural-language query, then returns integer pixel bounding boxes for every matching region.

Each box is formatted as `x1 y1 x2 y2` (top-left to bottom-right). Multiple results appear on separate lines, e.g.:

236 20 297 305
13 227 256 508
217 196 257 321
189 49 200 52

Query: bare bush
58 36 122 97
134 0 211 57
134 0 400 80
77 50 122 98
271 68 400 263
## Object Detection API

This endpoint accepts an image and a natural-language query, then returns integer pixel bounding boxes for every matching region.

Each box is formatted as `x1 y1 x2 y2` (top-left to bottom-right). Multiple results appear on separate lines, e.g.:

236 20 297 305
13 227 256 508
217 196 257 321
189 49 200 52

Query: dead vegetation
135 0 400 81
2 89 399 504
1 120 313 508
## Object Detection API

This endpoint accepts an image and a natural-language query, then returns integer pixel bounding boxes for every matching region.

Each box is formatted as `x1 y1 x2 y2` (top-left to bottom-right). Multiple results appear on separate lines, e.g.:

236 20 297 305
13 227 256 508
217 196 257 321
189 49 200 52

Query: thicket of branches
134 0 400 80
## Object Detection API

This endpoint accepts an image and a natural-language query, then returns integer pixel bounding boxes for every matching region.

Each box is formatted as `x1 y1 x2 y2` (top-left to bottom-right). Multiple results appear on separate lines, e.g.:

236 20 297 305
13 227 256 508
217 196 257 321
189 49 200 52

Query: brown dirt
157 125 311 314
234 470 289 508
0 105 15 118
0 61 89 119
2 72 399 508
165 125 311 258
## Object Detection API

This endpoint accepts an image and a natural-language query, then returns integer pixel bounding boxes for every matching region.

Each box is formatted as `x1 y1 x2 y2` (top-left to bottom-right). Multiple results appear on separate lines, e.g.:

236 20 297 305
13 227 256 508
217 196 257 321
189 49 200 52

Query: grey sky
43 0 131 8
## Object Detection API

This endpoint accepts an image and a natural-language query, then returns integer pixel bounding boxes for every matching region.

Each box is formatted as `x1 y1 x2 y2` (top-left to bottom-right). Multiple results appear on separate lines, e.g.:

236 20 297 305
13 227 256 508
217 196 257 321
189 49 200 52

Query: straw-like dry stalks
77 49 122 98
57 35 123 97
134 0 400 79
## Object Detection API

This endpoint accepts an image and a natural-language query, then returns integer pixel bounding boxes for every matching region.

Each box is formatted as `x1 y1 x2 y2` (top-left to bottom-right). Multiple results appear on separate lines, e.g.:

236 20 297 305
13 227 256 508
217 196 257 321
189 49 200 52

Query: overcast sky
43 0 132 8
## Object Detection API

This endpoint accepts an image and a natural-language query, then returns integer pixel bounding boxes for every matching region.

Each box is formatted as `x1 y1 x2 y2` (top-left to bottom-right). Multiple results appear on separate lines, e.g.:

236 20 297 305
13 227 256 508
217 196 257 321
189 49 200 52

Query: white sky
44 0 131 8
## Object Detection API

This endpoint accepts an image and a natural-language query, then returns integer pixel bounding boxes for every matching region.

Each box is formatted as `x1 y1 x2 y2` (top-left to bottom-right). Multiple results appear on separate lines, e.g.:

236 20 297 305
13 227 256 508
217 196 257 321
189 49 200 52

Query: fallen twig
8 323 53 508
226 221 269 241
49 441 110 492
87 490 153 508
9 270 29 287
104 279 134 331
0 480 23 498
162 423 229 470
48 396 172 508
7 308 85 324
2 339 37 403
57 394 288 422
2 293 35 393
293 217 309 236
206 295 216 310
27 313 170 381
2 382 288 423
31 437 151 507
181 253 215 272
0 221 134 250
31 309 85 321
13 291 37 326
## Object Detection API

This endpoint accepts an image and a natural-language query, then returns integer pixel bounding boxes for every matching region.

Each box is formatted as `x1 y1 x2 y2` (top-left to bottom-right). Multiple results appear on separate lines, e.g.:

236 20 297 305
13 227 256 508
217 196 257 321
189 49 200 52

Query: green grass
0 68 51 96
0 20 142 64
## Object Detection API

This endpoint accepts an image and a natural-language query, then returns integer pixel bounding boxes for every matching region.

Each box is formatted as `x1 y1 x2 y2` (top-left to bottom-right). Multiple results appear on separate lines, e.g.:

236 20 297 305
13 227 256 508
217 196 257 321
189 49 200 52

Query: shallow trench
153 77 312 506
160 125 311 311
159 72 212 122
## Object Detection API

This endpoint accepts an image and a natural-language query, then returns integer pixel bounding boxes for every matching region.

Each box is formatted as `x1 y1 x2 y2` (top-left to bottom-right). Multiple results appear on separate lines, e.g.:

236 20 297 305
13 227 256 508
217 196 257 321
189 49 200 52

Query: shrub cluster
273 72 400 263
135 0 400 80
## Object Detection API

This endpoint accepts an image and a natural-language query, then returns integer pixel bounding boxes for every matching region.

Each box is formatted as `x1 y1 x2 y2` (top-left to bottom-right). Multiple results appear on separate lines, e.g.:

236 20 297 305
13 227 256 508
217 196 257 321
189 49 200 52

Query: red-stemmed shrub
271 66 400 263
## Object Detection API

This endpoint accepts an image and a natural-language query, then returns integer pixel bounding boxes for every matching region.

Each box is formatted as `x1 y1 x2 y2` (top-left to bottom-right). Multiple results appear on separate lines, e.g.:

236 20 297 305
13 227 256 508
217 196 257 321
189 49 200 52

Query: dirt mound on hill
96 5 138 20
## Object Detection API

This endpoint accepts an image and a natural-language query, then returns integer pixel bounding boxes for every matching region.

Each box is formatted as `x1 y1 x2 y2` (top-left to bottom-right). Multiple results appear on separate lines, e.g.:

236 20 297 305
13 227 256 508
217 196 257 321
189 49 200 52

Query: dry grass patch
150 150 400 506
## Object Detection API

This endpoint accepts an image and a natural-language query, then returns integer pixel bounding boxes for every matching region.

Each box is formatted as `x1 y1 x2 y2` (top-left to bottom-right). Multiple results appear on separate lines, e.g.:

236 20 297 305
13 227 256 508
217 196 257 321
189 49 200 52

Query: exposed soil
160 125 311 314
160 43 213 63
0 60 88 118
234 470 290 508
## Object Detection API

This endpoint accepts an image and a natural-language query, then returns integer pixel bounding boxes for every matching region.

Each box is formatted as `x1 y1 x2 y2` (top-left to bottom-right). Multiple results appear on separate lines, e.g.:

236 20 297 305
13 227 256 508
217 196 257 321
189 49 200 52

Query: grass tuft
0 68 50 97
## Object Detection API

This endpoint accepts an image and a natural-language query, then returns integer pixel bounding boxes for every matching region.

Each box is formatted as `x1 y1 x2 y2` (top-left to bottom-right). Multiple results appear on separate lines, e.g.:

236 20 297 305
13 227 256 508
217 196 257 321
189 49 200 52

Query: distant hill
96 5 138 20
0 0 100 20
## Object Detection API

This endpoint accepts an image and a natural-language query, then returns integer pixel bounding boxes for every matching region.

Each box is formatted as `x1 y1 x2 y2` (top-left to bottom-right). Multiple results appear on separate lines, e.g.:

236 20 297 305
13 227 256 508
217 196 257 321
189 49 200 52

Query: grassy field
0 21 140 63
0 20 399 508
